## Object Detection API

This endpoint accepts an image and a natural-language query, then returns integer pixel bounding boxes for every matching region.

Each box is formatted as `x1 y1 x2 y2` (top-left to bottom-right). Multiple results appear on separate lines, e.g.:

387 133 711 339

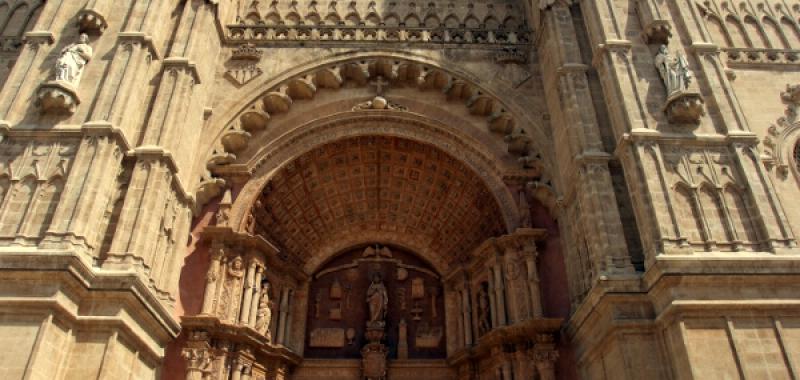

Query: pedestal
663 92 705 125
37 81 80 114
362 322 387 380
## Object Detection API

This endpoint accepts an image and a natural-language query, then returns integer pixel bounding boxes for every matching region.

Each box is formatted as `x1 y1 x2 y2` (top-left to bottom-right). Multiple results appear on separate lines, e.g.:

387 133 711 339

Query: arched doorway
176 57 568 380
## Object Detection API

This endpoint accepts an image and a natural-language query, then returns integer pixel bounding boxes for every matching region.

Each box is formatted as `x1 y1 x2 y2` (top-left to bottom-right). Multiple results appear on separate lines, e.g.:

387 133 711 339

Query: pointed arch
0 176 36 236
1 3 28 37
26 177 65 238
780 17 800 48
761 16 788 49
673 183 703 245
698 183 728 244
706 15 733 47
725 15 749 47
723 184 759 248
743 15 768 48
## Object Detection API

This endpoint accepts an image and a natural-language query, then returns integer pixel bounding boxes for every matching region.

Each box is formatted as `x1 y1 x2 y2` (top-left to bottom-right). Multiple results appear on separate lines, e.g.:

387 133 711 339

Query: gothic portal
2 0 800 379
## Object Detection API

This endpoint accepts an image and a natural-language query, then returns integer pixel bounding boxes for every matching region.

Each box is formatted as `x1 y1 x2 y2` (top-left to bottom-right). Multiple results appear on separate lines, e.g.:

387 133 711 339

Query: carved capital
181 347 213 372
37 81 80 115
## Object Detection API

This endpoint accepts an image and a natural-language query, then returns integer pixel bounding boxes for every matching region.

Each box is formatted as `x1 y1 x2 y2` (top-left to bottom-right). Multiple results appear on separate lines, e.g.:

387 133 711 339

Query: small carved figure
655 44 692 97
330 277 342 299
477 285 491 335
219 256 245 321
55 34 93 86
366 272 388 323
254 283 272 339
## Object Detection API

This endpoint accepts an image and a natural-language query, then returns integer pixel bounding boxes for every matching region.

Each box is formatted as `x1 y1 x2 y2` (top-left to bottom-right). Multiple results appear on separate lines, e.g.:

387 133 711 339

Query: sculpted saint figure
477 286 491 335
254 282 272 339
366 272 388 323
655 45 692 97
55 34 93 86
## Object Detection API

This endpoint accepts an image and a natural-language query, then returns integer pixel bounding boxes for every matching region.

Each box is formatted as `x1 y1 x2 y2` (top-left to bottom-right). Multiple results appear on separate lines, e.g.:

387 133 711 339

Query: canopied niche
305 245 446 360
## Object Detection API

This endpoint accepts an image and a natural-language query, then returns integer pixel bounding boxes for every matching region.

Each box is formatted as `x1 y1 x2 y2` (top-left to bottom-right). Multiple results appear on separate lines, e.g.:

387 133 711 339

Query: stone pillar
276 287 289 345
283 288 294 345
231 359 244 380
248 266 263 328
201 245 224 315
492 263 507 326
524 243 543 318
532 334 558 380
536 3 635 276
501 353 514 380
182 334 212 380
461 287 473 346
239 259 257 324
487 267 498 328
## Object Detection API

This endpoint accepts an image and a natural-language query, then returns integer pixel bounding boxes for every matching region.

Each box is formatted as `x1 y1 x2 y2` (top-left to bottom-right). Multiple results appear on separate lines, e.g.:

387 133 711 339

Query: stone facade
0 0 799 379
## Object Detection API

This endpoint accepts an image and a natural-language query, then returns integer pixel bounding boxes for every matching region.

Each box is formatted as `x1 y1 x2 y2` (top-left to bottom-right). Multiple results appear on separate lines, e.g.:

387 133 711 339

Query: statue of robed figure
366 272 388 325
55 34 93 87
655 44 692 97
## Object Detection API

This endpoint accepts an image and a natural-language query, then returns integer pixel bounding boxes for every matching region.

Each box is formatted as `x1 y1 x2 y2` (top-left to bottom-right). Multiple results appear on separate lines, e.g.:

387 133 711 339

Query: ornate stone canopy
248 136 507 271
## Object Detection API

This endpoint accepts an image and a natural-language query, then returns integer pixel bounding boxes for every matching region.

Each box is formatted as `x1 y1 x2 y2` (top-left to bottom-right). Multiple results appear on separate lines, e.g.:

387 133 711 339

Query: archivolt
225 112 522 237
196 55 549 209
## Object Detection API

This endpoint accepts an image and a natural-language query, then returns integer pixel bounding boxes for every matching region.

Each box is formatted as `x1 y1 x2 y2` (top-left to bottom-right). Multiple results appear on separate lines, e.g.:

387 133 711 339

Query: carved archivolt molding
198 56 546 212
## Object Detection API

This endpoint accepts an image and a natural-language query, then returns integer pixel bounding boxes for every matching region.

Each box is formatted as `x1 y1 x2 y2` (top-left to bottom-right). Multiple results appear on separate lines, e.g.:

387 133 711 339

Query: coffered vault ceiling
249 136 507 268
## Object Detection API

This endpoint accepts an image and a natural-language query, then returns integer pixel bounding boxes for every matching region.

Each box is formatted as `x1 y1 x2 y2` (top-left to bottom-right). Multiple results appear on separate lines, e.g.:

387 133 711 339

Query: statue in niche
55 34 93 86
477 285 491 335
655 44 692 97
254 281 272 339
366 272 388 324
220 256 245 321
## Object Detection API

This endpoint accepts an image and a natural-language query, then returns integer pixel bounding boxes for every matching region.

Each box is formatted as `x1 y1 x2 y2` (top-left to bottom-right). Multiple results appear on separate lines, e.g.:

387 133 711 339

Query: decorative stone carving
254 283 272 339
764 84 800 178
225 43 263 86
77 9 108 34
36 82 80 114
361 343 388 380
477 284 492 336
634 0 671 44
352 96 408 111
655 45 704 124
55 34 93 86
309 328 346 348
330 278 343 299
414 322 443 348
655 45 692 97
663 93 705 124
219 256 246 321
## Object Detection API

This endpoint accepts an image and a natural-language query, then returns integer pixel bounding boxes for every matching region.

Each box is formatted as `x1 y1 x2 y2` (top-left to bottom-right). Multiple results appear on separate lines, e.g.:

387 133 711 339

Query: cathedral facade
1 0 800 379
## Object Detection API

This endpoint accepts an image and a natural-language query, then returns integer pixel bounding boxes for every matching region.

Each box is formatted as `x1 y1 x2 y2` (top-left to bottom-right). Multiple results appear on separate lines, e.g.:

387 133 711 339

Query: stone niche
304 245 447 360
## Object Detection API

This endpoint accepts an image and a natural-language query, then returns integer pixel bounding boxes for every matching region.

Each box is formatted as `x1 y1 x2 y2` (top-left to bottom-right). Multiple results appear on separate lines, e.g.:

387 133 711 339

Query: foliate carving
225 43 263 86
634 0 671 44
763 84 800 178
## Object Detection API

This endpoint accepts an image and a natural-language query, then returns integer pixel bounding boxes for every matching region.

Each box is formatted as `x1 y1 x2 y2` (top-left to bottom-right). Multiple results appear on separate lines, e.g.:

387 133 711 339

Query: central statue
366 272 388 324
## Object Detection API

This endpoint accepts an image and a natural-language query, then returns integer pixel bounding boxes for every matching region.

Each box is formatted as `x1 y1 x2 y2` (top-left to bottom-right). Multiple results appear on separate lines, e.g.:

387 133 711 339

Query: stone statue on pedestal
366 272 388 325
55 34 93 87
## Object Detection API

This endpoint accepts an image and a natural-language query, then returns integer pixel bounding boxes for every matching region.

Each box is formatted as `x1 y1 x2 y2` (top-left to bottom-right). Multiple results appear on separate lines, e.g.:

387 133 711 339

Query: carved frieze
225 43 263 86
309 328 346 348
